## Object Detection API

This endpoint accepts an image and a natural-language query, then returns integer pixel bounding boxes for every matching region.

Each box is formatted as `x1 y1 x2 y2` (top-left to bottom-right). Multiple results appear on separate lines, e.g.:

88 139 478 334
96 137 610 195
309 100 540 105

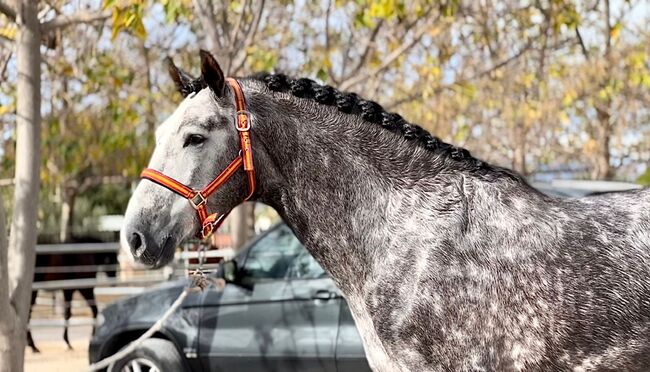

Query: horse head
122 51 255 268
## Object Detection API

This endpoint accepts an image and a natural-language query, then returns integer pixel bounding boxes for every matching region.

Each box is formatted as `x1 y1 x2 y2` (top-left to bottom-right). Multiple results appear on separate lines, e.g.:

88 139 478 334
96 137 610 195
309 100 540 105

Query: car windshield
240 224 307 280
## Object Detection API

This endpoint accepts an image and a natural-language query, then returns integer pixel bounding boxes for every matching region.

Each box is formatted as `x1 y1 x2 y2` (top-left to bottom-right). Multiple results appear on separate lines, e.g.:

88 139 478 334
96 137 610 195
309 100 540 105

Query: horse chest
345 295 410 372
356 278 550 371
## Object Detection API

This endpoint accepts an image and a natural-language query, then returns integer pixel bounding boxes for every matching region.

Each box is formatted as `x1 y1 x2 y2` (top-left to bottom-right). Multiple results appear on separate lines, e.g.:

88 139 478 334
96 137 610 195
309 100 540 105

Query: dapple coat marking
122 52 650 371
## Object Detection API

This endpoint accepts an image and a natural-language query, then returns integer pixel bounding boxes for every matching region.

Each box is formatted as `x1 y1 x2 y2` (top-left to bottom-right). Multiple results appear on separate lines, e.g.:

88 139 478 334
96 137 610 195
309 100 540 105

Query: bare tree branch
42 0 63 16
0 50 10 79
340 17 441 91
472 39 534 80
575 27 589 60
0 1 15 22
218 0 230 46
241 0 265 51
338 7 436 89
193 0 223 63
229 0 248 47
604 0 612 57
339 27 354 79
324 0 335 81
231 0 265 75
226 0 251 74
40 9 110 32
343 19 384 83
385 38 539 110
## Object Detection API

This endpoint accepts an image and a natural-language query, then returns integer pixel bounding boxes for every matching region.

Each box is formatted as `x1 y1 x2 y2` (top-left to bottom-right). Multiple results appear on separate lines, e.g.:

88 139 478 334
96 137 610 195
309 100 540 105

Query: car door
198 224 340 372
335 301 373 372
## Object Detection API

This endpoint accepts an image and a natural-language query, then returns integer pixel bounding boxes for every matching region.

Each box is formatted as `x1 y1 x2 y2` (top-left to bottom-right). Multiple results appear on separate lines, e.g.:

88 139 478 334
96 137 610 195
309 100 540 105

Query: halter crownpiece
140 78 256 239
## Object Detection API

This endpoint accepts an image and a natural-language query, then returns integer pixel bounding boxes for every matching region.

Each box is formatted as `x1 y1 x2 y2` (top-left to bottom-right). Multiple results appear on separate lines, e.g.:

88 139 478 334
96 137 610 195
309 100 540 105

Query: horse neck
248 91 477 292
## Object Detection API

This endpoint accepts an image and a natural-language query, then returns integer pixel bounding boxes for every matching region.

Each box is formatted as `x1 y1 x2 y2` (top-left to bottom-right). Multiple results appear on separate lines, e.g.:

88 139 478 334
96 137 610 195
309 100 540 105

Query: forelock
157 88 222 139
181 89 219 126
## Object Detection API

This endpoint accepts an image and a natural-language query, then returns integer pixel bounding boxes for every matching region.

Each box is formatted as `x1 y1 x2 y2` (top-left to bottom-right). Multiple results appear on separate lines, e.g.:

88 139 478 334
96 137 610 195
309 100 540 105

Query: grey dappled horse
122 51 650 371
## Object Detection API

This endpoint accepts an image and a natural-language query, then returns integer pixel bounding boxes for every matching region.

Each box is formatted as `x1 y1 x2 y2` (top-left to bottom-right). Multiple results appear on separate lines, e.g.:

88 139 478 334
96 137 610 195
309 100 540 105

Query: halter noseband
140 78 256 239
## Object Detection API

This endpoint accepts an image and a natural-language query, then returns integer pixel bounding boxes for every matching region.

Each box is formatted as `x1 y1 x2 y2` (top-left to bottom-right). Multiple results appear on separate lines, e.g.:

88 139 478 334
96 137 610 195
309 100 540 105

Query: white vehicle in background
532 179 642 198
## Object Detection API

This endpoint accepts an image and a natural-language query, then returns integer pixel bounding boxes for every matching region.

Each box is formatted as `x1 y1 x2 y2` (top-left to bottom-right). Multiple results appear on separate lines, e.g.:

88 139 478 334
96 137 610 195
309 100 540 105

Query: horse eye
183 134 206 147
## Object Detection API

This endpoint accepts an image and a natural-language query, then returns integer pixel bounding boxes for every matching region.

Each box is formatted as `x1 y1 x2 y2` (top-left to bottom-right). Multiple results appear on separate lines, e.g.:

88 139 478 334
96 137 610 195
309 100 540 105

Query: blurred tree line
1 0 648 242
0 0 647 369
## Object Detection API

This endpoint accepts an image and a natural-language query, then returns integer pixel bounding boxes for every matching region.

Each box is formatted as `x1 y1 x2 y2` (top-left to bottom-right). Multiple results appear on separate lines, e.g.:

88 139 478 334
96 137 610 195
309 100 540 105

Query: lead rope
188 239 209 288
88 242 224 372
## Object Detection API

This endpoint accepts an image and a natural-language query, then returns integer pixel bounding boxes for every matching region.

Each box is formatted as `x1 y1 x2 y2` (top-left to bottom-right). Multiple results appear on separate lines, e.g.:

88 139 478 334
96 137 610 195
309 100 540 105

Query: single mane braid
252 72 483 169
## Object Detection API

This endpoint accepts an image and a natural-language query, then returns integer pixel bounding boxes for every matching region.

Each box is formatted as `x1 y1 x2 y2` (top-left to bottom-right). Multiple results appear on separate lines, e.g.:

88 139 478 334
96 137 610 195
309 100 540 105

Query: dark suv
89 223 372 371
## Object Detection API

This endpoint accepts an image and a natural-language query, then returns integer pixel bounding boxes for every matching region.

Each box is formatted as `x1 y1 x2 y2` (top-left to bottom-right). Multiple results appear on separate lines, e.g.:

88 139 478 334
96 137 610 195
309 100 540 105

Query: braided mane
184 71 523 179
249 73 491 172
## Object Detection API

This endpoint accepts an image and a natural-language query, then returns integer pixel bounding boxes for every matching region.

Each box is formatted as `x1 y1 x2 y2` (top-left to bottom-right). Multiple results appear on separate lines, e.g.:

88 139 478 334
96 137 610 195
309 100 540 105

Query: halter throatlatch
140 78 256 239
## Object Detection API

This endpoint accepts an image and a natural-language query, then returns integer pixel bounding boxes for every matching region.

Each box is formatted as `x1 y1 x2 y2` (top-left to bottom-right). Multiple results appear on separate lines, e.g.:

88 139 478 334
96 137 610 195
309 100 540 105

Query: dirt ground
24 325 92 372
24 289 133 371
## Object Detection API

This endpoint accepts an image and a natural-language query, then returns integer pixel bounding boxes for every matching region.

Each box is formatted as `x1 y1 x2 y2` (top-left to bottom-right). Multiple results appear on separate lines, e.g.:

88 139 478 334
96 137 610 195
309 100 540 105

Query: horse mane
248 72 529 183
251 73 479 160
182 70 525 182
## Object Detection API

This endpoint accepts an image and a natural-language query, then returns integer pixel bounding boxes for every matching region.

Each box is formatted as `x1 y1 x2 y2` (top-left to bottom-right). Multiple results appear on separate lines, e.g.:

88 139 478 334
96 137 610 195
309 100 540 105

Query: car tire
108 338 185 372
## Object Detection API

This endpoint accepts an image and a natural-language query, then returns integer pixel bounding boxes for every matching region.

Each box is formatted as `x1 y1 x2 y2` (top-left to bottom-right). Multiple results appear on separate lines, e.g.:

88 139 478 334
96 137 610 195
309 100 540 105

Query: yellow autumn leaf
562 89 576 107
430 66 441 79
583 139 598 155
322 57 332 69
0 104 13 116
610 22 622 41
558 111 570 124
520 73 535 89
0 26 16 40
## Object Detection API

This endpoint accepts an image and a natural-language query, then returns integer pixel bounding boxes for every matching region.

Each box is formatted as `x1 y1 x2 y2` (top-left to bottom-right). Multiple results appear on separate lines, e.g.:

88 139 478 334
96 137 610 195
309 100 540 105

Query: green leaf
316 68 328 81
637 169 650 186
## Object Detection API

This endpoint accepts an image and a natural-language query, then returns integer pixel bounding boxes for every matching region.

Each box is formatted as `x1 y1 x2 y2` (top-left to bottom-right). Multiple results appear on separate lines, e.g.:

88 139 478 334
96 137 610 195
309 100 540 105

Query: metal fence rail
29 241 234 329
32 276 167 290
36 242 119 254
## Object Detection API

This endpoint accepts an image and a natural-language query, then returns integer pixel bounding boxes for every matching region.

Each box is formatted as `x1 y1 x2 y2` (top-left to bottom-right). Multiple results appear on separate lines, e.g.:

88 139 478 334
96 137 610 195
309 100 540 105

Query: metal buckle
200 221 216 240
189 192 206 209
235 110 251 131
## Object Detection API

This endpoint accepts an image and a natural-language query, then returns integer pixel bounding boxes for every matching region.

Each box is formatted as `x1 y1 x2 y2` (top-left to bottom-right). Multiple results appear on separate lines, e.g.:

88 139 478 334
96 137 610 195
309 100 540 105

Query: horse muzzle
123 225 176 268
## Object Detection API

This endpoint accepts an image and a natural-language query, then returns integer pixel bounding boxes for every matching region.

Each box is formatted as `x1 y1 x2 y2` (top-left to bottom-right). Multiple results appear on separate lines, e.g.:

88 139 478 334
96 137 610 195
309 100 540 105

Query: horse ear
165 57 198 97
199 50 226 97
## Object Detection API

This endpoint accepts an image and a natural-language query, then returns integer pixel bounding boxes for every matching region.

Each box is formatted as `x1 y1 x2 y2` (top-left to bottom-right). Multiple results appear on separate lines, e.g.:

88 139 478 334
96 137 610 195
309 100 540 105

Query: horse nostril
129 232 145 257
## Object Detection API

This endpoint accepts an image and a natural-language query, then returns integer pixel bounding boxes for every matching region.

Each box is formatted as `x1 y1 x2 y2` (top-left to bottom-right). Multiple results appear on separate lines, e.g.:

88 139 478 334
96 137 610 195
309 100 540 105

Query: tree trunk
592 108 613 180
59 185 76 243
0 197 20 372
5 1 42 371
230 203 255 251
511 123 527 175
140 43 156 137
590 0 614 181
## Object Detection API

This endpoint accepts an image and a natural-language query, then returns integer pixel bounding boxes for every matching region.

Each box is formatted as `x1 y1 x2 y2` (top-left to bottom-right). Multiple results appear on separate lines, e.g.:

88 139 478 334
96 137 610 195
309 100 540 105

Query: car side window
240 225 304 282
287 249 326 279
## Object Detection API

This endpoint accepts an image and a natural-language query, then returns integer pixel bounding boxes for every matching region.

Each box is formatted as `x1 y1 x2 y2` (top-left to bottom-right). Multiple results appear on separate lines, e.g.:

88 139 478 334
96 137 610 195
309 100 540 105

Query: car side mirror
222 260 238 283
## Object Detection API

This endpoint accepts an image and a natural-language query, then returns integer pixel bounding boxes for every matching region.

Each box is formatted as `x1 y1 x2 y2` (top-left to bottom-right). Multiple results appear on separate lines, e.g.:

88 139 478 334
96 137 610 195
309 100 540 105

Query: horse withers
121 51 650 371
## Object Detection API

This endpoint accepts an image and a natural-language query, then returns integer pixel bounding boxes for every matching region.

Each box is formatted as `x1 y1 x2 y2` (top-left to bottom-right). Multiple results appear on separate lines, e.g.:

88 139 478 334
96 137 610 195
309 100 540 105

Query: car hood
96 278 192 336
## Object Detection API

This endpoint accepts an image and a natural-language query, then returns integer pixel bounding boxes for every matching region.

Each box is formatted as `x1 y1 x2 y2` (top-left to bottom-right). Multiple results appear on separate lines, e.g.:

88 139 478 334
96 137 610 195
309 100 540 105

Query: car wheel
109 338 185 372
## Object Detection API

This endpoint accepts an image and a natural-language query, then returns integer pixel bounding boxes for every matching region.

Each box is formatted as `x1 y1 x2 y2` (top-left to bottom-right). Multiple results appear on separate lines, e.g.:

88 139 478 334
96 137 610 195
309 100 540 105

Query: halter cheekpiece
140 78 256 239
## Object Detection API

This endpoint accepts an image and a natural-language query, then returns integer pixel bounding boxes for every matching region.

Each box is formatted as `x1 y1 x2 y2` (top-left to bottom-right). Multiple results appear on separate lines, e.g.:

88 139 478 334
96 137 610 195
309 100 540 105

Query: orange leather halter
140 78 256 239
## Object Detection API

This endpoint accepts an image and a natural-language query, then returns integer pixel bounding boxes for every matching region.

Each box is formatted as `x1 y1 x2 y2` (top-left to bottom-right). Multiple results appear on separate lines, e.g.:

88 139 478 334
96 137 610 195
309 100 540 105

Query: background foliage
0 0 648 240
